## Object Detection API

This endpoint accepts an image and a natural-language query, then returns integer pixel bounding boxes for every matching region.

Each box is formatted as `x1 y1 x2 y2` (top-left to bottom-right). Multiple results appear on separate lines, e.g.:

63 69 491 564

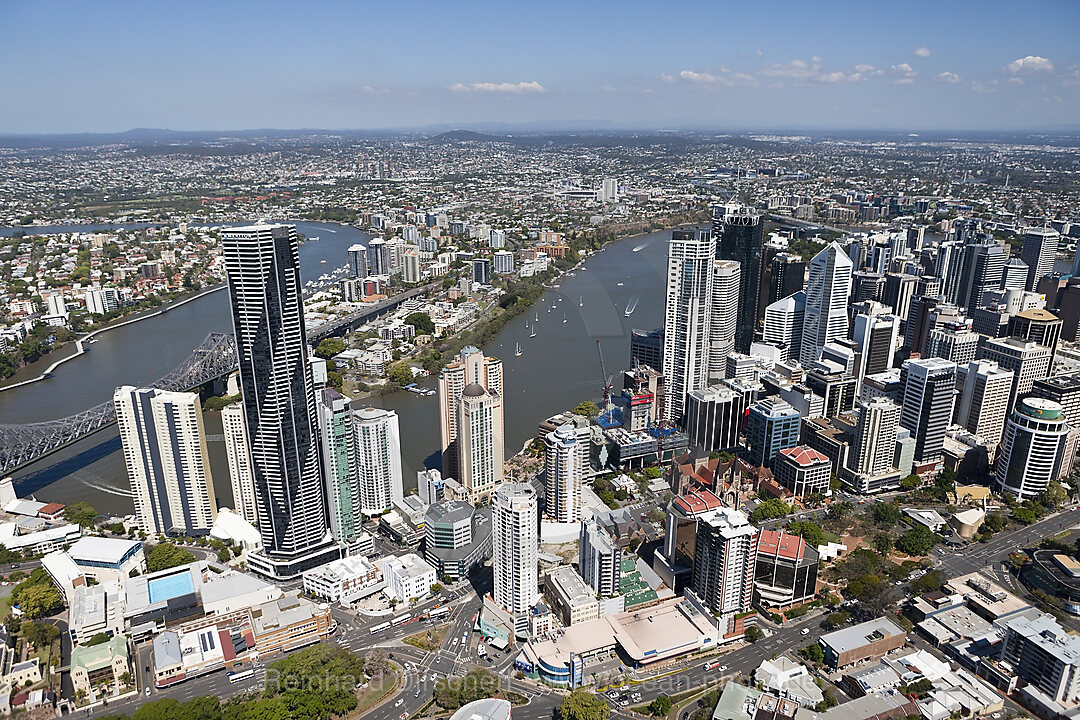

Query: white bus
369 621 391 635
427 606 451 619
392 614 411 627
228 669 255 684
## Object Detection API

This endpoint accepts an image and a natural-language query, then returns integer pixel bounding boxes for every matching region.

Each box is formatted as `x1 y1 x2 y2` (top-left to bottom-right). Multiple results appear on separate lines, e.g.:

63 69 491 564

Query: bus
702 660 720 671
228 669 255 684
427 606 451 619
391 614 411 627
369 621 391 635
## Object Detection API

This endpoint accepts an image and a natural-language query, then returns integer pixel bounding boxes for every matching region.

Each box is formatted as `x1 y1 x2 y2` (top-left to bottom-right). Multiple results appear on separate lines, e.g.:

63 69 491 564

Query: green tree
745 626 764 642
896 526 938 556
750 499 792 523
64 502 99 527
871 502 903 527
800 643 824 664
16 583 63 618
146 543 196 572
403 312 435 335
873 532 894 555
649 696 673 716
644 467 663 479
314 338 346 360
559 690 610 720
911 569 947 594
20 621 59 648
899 474 921 490
327 370 343 390
1012 505 1039 525
786 521 826 548
825 611 850 629
572 401 599 418
386 361 413 384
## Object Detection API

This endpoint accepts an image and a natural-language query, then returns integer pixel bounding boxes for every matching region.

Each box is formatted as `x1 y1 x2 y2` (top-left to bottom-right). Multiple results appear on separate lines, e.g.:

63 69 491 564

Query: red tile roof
673 489 725 515
778 445 830 467
757 529 809 560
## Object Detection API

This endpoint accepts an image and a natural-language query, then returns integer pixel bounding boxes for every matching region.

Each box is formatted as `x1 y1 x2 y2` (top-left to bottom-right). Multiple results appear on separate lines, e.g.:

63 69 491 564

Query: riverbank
0 283 226 393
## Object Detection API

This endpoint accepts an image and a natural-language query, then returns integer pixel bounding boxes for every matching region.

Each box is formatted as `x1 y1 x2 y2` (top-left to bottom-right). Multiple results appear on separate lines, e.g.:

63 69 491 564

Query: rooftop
778 445 830 467
449 698 512 720
757 529 816 562
820 617 904 653
69 536 141 565
673 490 725 515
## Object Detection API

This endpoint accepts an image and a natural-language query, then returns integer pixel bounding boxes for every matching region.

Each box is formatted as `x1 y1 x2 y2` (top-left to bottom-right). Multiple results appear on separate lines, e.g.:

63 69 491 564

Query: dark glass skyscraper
223 224 339 579
713 204 764 353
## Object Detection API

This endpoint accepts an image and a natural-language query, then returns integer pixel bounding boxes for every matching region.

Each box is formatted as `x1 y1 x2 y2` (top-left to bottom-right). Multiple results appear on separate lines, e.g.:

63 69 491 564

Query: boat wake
632 242 649 252
624 295 640 316
82 476 134 498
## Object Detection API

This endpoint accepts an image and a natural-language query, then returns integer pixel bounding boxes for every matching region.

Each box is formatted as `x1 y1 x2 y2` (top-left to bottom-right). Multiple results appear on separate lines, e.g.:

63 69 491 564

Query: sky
2 0 1079 134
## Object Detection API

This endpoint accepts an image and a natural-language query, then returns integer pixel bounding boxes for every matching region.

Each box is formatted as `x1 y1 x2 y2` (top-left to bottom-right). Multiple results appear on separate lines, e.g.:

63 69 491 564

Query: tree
786 521 826 548
146 543 196 572
16 583 63 618
750 499 792 523
871 503 903 527
825 611 850 629
20 621 59 649
314 338 345 360
896 526 938 556
745 626 764 642
404 312 435 335
800 643 824 664
327 370 343 390
83 632 111 647
899 474 921 490
64 502 99 527
649 696 673 716
572 401 599 418
365 648 391 679
386 361 413 384
644 467 663 479
873 532 894 556
559 690 610 720
911 569 947 594
1012 505 1039 525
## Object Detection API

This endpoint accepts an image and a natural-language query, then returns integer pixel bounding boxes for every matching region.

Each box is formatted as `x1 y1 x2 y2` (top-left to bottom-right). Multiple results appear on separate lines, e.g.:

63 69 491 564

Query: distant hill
425 129 505 143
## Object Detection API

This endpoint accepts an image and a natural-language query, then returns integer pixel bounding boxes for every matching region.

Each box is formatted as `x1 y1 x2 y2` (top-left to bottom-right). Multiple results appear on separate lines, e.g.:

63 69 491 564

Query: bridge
0 332 237 475
307 283 438 341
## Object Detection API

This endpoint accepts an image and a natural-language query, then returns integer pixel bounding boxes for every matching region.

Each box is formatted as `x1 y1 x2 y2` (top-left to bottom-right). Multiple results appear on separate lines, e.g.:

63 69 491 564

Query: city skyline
2 1 1079 134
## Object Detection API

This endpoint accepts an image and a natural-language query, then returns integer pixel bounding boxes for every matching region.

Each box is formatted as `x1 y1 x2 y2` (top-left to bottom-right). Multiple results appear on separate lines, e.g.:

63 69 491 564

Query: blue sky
2 0 1078 133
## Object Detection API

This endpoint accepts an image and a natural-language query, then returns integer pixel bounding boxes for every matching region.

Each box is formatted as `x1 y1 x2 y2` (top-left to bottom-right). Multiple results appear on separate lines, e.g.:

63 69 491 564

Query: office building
747 398 801 467
819 618 906 669
773 446 831 498
84 287 121 315
956 239 1007 310
579 517 619 597
762 292 805 364
851 305 899 385
472 258 491 285
1002 257 1028 291
601 178 619 203
1020 226 1060 291
849 397 901 476
544 424 584 523
685 385 746 454
317 389 362 543
883 273 918 332
954 361 1014 444
114 387 217 536
663 228 714 423
347 244 368 279
439 346 503 478
1032 373 1080 427
926 320 980 365
898 358 957 467
493 249 515 275
996 398 1071 500
544 565 600 627
691 507 758 615
710 260 740 379
424 501 492 581
851 271 885 303
221 403 257 525
354 407 403 516
979 337 1053 410
1012 308 1062 356
715 204 764 353
754 530 819 608
384 553 436 602
223 225 337 579
367 237 389 276
630 328 663 372
1000 613 1080 706
492 482 539 637
801 242 853 366
765 252 806 311
805 368 858 418
458 384 504 504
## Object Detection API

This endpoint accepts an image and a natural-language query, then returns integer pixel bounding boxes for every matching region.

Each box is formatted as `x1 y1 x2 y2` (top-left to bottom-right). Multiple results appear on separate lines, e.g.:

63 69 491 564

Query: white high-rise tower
544 424 583 523
492 482 538 638
354 407 404 516
709 259 740 379
663 228 714 423
221 403 257 525
801 242 853 366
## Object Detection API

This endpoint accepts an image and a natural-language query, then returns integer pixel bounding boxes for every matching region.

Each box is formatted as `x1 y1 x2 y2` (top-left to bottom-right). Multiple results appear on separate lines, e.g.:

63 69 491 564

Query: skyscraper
763 252 805 315
762 291 805 363
222 224 337 579
709 259 740 379
630 328 663 371
353 407 403 515
579 517 619 597
367 237 390 276
851 303 899 386
849 397 901 476
347 243 368 279
898 358 957 467
439 346 503 478
746 397 801 467
996 398 1071 499
544 424 583 523
956 238 1007 310
801 242 853 366
458 384 504 504
662 228 714 424
925 320 980 365
221 402 256 525
115 386 217 537
685 385 747 454
979 337 1053 412
715 205 764 353
492 482 538 637
954 360 1014 444
691 507 758 615
317 389 361 542
1020 227 1060 291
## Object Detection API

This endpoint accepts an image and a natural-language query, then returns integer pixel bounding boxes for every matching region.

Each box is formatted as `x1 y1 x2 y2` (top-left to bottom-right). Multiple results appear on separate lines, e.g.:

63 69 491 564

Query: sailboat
529 323 537 338
515 342 523 357
534 312 539 322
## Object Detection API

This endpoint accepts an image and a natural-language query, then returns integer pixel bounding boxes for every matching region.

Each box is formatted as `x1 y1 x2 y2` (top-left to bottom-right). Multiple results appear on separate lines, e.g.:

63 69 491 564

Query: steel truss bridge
0 332 237 475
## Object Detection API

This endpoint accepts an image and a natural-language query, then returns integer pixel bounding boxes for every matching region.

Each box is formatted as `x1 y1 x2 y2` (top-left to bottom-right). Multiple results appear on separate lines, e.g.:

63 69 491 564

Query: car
619 700 629 707
415 691 421 698
718 666 727 672
420 675 426 683
802 628 810 635
401 714 408 720
452 638 459 647
608 691 619 699
396 700 405 707
146 688 152 697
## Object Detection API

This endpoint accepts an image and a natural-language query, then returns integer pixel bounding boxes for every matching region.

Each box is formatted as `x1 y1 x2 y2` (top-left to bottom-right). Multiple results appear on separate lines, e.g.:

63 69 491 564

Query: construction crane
595 339 615 411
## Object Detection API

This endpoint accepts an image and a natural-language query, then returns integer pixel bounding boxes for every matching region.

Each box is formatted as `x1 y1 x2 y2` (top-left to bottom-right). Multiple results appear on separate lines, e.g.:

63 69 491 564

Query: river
0 222 672 516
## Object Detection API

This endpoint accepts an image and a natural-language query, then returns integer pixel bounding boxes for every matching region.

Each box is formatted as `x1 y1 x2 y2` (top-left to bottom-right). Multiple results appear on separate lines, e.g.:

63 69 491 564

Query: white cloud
1006 55 1054 74
659 72 675 84
937 71 962 84
448 81 545 93
601 85 617 93
680 70 722 83
891 63 918 83
811 56 824 64
677 69 755 87
914 47 931 58
854 64 884 76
